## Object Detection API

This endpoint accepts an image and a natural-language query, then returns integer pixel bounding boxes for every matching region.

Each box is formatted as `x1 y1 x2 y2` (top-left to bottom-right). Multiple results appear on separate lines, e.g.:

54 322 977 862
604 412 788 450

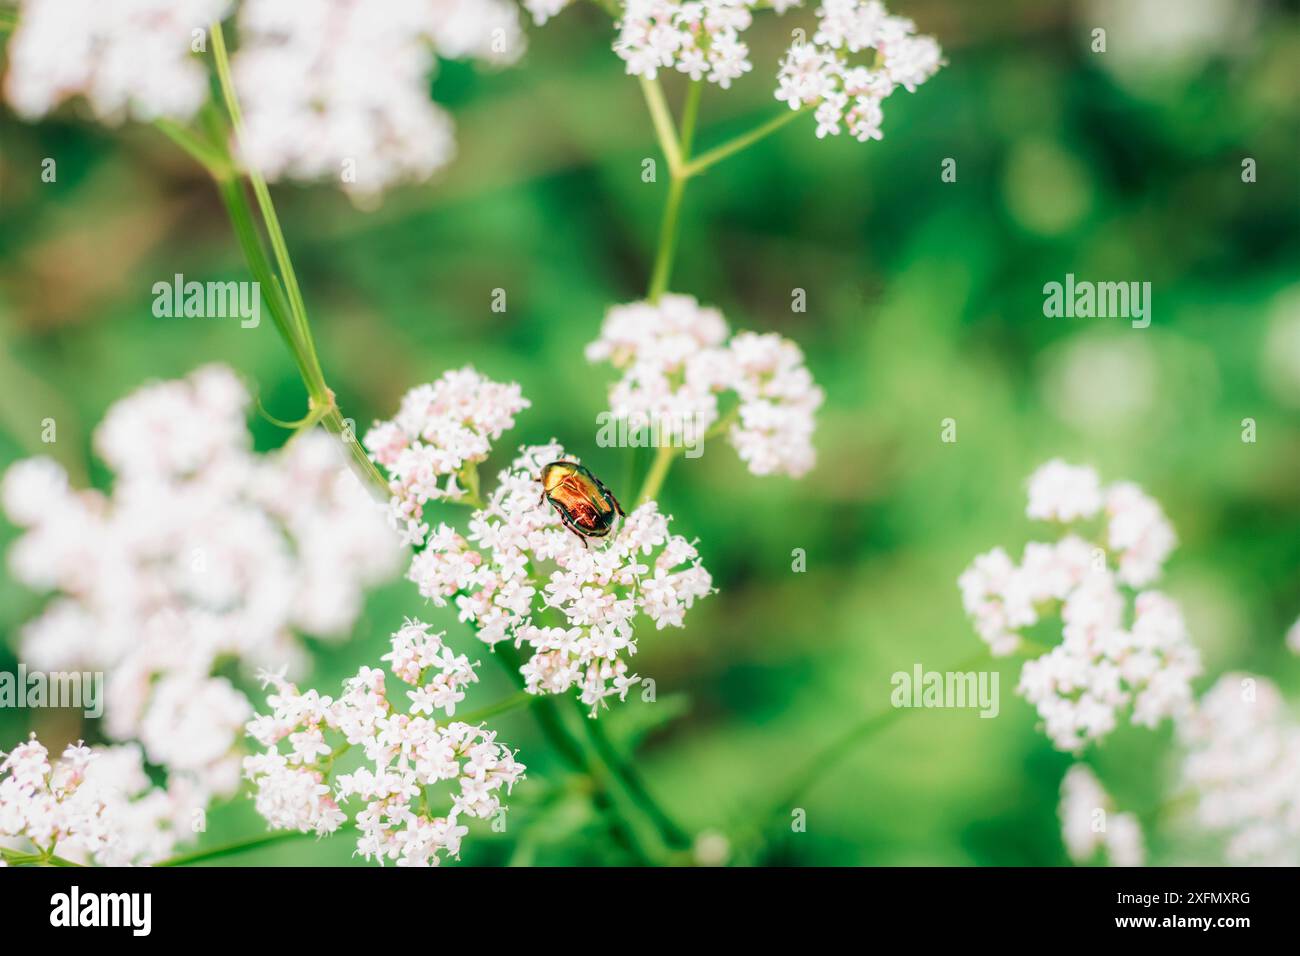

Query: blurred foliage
1 0 1298 865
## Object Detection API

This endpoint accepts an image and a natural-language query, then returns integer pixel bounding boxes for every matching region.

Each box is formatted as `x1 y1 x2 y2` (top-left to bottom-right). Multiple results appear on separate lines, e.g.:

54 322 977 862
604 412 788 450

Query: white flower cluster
1058 763 1144 867
244 619 525 867
233 0 525 201
2 365 401 795
613 0 758 89
586 294 823 478
1 737 197 866
776 0 943 142
364 366 530 547
959 460 1199 751
407 441 714 712
1178 673 1300 866
3 0 231 123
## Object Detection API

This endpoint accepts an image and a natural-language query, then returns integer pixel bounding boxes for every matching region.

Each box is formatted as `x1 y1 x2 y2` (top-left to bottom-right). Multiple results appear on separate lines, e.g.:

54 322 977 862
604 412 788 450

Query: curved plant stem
573 701 692 850
156 830 313 867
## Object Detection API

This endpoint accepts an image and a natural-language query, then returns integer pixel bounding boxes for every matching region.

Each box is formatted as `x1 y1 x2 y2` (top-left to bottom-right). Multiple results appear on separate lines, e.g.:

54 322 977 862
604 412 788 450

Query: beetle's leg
556 509 590 548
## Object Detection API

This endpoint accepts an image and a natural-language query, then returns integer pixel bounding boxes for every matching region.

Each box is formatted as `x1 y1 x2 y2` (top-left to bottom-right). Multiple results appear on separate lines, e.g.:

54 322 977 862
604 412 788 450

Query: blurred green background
1 0 1298 865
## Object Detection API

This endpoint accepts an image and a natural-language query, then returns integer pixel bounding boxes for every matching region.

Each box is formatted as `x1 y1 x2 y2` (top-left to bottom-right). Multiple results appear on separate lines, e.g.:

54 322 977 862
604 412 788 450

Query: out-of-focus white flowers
3 0 231 123
364 366 530 547
1058 763 1144 866
2 365 402 795
244 620 525 866
776 0 943 142
410 442 715 712
959 460 1199 751
232 0 525 201
4 0 527 201
612 0 758 89
1177 673 1300 865
1 737 196 866
587 294 824 478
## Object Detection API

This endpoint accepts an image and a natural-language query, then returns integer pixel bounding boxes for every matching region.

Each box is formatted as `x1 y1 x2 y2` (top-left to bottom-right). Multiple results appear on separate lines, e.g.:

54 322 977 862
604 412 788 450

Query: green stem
635 445 679 507
213 174 310 380
573 701 692 850
683 107 807 178
643 81 702 303
639 76 683 175
211 21 319 383
199 23 388 497
156 830 313 867
492 644 654 865
0 846 84 867
647 175 687 303
456 689 535 725
155 119 231 178
767 651 991 822
678 81 703 159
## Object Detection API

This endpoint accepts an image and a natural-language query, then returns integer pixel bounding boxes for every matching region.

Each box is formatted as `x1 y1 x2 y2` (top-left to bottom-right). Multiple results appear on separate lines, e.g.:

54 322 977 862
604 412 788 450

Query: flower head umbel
958 460 1199 752
1 365 401 794
613 0 759 89
3 0 232 123
1177 673 1300 866
364 367 530 546
587 294 824 478
1058 763 1144 867
232 0 526 202
409 443 715 713
776 0 943 142
244 620 525 867
0 737 197 866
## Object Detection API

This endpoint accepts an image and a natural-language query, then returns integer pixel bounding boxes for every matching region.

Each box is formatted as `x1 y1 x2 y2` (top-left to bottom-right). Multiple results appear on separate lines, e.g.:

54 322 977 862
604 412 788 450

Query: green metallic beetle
538 459 625 548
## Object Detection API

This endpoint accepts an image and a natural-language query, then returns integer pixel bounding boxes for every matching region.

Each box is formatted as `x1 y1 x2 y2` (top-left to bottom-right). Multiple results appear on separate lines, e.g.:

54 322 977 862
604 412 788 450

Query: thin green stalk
643 80 703 303
456 689 535 725
635 444 679 506
210 21 320 386
213 174 310 381
647 175 687 303
320 405 390 494
574 700 692 850
156 830 313 867
0 846 84 867
767 651 991 821
683 107 807 178
678 81 703 158
639 76 683 175
155 119 231 178
492 644 654 865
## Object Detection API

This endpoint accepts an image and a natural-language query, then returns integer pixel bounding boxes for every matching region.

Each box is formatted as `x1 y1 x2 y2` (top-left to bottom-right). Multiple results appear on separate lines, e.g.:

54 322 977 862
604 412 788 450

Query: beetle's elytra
538 460 625 548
